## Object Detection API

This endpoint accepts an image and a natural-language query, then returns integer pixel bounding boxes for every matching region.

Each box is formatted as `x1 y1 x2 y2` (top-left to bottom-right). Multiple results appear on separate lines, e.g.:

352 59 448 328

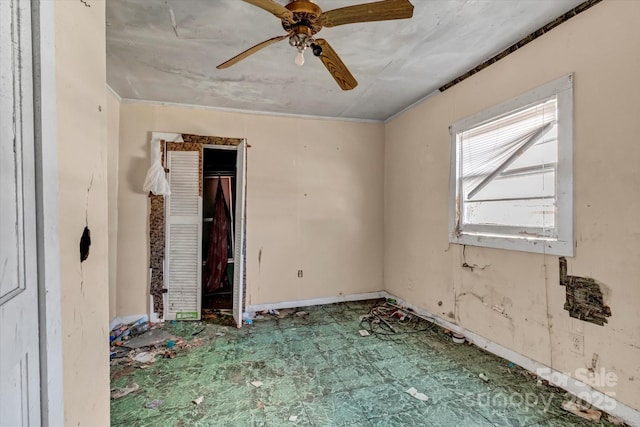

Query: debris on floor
110 383 139 400
109 316 223 370
123 329 176 349
201 308 235 324
111 299 628 426
452 333 466 344
561 400 602 422
133 351 155 364
242 311 254 325
145 399 163 410
358 300 437 338
405 387 429 402
608 414 626 425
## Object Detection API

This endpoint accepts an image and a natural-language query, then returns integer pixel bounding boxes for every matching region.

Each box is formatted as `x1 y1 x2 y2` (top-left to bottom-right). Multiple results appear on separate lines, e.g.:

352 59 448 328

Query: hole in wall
80 226 91 262
559 257 611 326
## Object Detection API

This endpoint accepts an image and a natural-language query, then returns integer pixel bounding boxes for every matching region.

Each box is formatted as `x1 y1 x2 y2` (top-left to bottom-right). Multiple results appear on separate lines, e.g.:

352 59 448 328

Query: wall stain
559 257 611 326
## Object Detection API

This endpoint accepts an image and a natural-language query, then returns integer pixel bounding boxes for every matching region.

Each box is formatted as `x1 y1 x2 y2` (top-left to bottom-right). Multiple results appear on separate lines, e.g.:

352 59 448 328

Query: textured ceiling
106 0 584 121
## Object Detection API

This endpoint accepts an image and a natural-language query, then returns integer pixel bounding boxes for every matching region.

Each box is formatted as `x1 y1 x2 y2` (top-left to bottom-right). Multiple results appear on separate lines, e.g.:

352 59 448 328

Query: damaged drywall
80 226 91 262
559 257 611 326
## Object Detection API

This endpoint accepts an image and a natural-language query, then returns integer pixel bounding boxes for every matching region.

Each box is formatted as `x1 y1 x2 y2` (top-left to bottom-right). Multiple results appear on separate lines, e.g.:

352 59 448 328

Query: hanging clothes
203 178 231 293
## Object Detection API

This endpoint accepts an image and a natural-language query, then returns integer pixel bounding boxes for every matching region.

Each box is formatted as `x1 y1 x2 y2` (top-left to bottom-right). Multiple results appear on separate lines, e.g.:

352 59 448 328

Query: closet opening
162 135 246 327
202 146 237 312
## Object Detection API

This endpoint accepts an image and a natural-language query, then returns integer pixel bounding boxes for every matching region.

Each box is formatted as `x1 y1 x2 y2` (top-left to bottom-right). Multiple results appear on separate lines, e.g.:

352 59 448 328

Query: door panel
232 141 247 328
165 151 202 320
0 0 42 425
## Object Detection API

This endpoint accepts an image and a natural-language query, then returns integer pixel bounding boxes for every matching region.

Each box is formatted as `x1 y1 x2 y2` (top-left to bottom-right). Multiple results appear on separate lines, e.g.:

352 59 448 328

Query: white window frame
448 74 574 256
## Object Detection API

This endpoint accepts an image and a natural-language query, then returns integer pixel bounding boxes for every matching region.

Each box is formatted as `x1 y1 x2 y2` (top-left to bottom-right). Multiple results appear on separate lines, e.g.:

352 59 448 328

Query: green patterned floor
110 300 618 426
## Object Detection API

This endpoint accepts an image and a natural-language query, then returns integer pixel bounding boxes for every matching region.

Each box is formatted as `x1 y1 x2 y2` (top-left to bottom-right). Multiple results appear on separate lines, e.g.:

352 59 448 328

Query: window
449 75 574 255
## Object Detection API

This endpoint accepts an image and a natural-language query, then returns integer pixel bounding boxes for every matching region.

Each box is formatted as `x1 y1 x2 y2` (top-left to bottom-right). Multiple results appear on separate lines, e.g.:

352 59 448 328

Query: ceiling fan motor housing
282 0 323 34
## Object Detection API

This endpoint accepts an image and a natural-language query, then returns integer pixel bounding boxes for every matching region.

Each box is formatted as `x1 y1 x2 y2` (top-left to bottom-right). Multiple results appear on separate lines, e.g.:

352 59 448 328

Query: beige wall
116 104 385 316
107 89 120 321
55 1 110 425
385 0 640 411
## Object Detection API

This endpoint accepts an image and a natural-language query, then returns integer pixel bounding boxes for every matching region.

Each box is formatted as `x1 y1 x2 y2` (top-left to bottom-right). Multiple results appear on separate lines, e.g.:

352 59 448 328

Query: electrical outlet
570 333 584 355
297 270 303 278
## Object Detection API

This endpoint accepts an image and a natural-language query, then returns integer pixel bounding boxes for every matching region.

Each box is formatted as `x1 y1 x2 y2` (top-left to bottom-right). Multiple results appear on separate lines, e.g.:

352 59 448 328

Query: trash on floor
122 329 176 349
250 381 263 388
358 300 436 338
561 400 602 422
607 414 625 425
110 383 139 399
358 329 370 337
133 351 155 364
202 308 235 324
405 387 429 402
111 299 626 426
192 396 204 405
145 399 163 410
289 415 298 422
243 311 254 325
110 317 149 345
452 333 465 344
479 373 489 382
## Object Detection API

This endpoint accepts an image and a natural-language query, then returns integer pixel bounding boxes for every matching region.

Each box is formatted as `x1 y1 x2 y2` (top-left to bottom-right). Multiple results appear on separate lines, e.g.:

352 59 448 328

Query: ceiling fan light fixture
295 47 306 66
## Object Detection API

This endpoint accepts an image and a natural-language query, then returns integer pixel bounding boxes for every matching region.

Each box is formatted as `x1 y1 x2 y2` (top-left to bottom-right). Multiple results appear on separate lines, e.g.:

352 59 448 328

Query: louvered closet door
165 151 202 320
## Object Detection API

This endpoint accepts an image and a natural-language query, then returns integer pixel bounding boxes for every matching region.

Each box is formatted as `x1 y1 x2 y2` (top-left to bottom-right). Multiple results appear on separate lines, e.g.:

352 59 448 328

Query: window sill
450 232 574 256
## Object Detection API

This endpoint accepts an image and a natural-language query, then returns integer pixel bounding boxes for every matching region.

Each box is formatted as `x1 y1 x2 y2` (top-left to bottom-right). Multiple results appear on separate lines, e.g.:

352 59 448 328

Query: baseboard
245 291 387 313
384 292 640 427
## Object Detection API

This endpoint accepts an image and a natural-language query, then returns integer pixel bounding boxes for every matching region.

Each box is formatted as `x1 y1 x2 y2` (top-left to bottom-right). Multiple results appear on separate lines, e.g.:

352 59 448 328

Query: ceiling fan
216 0 415 90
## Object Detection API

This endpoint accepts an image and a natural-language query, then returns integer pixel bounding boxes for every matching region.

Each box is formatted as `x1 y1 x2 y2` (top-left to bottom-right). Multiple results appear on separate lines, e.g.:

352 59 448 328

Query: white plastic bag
143 140 171 195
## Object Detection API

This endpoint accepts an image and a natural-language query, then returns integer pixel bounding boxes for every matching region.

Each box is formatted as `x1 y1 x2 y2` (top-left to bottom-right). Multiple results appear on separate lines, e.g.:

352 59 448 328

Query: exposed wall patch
559 257 611 326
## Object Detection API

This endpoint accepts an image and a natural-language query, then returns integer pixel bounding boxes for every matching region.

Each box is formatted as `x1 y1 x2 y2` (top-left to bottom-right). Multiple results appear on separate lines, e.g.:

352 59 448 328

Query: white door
0 0 42 425
232 141 247 328
164 150 203 321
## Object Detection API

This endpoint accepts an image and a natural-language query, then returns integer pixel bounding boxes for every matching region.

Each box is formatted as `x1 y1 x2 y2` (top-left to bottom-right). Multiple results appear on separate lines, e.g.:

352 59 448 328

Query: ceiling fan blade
314 39 358 91
217 34 289 69
318 0 414 28
241 0 293 21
